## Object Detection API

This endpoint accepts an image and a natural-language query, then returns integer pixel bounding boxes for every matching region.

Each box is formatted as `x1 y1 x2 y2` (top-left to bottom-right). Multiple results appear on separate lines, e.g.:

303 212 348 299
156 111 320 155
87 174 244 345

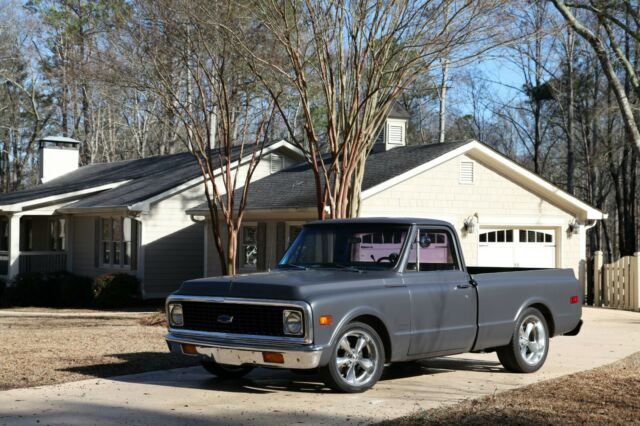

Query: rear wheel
321 322 385 393
200 358 254 379
497 307 549 373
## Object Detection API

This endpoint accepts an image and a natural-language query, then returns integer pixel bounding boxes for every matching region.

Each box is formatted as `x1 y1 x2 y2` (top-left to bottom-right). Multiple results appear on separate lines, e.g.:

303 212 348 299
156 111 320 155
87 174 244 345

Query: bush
93 273 140 308
10 271 93 307
0 278 5 306
55 272 93 307
13 272 51 307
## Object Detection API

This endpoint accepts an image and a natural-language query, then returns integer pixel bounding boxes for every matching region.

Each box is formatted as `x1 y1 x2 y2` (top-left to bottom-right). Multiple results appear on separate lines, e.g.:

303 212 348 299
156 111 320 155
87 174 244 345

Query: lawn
382 352 640 426
0 310 197 391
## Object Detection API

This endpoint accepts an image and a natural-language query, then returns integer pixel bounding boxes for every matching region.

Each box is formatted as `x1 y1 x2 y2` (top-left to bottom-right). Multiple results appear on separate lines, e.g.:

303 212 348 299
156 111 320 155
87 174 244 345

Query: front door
404 227 477 356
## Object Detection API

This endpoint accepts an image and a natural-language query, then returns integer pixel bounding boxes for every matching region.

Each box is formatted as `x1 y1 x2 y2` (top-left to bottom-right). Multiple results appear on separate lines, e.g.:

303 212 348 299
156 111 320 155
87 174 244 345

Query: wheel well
530 303 555 337
352 315 392 362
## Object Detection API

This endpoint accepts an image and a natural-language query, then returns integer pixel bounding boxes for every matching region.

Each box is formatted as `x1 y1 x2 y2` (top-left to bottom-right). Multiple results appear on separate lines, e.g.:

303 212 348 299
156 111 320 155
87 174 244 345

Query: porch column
8 214 21 280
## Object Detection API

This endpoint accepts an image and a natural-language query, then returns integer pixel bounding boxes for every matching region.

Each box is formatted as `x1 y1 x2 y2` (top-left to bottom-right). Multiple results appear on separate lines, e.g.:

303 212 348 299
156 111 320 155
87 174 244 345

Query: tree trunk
438 59 449 144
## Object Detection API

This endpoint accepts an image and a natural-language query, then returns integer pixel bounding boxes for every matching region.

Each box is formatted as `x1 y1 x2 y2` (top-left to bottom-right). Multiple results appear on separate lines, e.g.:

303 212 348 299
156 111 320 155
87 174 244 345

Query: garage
477 228 556 268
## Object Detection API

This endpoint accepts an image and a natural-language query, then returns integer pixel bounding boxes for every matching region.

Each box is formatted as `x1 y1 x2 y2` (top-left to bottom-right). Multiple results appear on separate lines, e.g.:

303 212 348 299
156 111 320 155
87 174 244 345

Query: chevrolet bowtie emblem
217 314 234 324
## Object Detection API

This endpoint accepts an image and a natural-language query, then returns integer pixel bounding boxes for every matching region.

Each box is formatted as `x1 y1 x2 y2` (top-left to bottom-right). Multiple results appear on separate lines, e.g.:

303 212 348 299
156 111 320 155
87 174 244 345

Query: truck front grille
180 301 300 337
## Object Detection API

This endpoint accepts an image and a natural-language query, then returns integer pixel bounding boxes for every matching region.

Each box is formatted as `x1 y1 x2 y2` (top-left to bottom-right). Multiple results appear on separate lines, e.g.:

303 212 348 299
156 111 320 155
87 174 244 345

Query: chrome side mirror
419 235 431 248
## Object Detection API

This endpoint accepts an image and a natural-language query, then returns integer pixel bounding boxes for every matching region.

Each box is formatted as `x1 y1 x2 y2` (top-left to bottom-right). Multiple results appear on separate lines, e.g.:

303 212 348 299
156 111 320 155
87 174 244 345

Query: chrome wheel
334 330 379 387
518 315 547 366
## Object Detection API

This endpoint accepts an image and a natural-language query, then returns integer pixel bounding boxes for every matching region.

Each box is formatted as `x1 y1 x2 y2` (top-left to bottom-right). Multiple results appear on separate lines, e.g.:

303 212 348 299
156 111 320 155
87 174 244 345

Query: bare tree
114 0 276 275
229 0 507 218
550 0 640 156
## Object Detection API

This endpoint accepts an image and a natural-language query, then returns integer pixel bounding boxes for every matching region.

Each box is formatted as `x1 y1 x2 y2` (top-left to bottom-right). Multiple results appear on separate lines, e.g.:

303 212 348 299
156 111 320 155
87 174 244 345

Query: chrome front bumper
166 332 324 369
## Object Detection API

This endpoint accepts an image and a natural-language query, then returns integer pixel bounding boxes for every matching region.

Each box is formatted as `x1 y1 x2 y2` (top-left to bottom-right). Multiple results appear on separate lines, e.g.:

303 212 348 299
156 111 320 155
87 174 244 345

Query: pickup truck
165 218 583 392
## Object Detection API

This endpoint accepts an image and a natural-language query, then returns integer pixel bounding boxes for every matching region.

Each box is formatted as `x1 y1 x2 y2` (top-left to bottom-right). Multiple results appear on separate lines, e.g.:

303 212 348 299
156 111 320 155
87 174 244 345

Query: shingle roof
0 142 276 210
388 103 412 119
190 141 470 213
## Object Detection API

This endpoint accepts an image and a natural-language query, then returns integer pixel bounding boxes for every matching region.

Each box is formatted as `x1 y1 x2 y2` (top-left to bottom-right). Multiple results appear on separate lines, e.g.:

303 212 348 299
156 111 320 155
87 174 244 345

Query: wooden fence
593 251 640 311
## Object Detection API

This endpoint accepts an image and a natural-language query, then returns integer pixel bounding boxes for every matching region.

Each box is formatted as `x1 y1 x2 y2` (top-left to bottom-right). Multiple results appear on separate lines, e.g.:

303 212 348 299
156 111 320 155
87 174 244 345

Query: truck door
404 227 477 355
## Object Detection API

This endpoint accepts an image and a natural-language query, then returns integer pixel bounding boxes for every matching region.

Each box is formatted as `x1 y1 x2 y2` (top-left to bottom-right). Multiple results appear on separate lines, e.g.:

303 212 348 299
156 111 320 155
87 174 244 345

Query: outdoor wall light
463 216 476 234
568 219 581 235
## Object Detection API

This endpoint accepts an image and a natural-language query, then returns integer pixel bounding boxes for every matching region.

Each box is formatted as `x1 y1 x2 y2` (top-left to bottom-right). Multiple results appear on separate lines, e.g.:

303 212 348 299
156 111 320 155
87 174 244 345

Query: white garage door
478 228 556 268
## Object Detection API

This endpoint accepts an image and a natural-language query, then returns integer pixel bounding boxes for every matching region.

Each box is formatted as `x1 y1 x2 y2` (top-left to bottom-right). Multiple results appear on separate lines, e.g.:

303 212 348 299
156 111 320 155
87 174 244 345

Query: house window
0 218 8 251
288 224 303 246
49 218 66 251
479 230 514 243
101 217 134 268
240 225 258 269
459 161 474 184
270 154 285 174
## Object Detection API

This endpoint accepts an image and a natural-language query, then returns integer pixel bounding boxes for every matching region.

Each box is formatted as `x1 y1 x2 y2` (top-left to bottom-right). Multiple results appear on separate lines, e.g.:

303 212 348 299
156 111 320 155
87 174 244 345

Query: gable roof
0 140 299 213
189 141 469 212
188 140 606 221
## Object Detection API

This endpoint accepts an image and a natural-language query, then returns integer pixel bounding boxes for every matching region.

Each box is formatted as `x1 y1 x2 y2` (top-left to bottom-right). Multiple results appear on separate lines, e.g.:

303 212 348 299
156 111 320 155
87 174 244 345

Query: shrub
93 273 140 308
54 272 93 307
12 272 51 307
0 278 5 306
10 271 93 307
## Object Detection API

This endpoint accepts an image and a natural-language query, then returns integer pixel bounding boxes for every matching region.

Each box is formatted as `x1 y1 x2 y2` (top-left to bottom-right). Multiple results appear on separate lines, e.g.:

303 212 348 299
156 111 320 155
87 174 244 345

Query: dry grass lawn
0 311 197 391
383 352 640 426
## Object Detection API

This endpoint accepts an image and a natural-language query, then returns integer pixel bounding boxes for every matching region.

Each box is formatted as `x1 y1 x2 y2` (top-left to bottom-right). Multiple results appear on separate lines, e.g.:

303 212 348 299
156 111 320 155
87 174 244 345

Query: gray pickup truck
165 218 583 392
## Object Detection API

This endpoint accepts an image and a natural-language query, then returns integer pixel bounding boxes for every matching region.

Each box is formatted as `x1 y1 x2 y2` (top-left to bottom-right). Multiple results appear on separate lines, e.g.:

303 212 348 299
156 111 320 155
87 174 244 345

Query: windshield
278 224 411 271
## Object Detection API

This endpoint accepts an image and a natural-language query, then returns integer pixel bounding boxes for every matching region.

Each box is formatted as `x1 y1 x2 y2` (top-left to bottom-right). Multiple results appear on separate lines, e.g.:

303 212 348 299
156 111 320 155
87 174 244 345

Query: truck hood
172 269 402 301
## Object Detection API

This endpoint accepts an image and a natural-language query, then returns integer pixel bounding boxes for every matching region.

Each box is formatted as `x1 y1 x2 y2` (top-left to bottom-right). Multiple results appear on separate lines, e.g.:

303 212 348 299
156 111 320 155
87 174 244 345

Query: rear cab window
406 228 461 272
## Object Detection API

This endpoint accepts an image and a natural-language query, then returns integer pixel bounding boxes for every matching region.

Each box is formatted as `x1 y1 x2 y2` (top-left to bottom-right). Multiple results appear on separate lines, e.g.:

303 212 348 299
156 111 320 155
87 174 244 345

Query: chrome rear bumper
166 332 324 369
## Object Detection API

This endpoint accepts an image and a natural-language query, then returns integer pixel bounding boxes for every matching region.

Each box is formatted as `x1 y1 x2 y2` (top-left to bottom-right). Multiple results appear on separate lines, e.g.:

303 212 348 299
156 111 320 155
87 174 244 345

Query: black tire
497 307 549 373
200 358 254 379
321 322 385 393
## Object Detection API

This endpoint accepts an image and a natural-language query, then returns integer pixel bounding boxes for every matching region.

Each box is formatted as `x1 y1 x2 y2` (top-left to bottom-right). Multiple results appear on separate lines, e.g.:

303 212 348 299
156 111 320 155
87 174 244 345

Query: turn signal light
570 296 579 304
319 315 333 326
262 352 285 364
181 344 198 355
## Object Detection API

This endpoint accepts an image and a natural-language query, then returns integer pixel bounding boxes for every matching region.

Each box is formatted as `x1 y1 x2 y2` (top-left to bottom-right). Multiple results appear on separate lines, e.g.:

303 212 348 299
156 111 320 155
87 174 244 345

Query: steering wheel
376 252 399 265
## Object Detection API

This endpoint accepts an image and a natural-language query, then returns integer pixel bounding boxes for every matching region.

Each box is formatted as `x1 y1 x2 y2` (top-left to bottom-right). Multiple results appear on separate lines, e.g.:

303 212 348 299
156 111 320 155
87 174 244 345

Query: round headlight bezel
169 303 184 327
283 309 304 336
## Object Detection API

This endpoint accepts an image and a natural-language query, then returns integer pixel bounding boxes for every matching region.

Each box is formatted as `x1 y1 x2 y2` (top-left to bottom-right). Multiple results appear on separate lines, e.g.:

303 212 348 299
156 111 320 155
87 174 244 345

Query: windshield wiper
278 263 309 270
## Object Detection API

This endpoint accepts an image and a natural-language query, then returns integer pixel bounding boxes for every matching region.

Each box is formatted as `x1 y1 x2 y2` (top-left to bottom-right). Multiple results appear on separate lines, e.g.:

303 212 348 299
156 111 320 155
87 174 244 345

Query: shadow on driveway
63 353 505 395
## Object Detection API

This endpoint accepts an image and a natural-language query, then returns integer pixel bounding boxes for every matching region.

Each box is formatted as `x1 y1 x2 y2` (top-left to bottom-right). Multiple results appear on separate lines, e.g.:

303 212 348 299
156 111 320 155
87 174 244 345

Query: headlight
168 303 184 327
283 309 303 336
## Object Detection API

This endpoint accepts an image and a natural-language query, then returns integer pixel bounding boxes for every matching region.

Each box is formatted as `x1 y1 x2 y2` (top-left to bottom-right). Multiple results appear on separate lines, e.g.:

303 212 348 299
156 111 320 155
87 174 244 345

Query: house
0 137 303 298
188 114 606 291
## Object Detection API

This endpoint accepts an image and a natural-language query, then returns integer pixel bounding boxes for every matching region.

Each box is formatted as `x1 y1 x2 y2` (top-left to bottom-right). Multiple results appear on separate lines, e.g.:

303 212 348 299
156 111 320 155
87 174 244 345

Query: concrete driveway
1 307 639 425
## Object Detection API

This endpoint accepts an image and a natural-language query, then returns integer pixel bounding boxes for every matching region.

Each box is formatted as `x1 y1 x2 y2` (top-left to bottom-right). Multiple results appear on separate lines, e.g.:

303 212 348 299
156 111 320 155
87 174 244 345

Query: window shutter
256 222 267 271
388 125 404 145
131 220 139 270
275 222 286 258
94 218 100 267
459 161 474 184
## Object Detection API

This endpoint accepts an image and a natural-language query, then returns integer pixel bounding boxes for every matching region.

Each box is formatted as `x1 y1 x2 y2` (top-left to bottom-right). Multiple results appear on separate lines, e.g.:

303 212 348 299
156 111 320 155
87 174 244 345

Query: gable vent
459 161 474 184
270 154 285 174
388 125 404 145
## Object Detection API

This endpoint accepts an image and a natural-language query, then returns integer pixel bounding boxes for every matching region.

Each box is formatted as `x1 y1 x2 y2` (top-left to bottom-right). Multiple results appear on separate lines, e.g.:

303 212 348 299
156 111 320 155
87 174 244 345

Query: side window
406 228 460 272
240 225 258 269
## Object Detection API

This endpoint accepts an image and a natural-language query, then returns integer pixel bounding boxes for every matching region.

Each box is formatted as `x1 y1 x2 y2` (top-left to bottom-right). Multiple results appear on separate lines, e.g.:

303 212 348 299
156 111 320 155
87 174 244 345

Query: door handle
456 283 471 289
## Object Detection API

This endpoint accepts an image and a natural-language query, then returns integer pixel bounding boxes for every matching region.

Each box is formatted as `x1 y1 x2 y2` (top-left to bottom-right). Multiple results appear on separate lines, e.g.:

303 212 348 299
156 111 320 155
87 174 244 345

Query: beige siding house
190 116 605 292
0 139 303 298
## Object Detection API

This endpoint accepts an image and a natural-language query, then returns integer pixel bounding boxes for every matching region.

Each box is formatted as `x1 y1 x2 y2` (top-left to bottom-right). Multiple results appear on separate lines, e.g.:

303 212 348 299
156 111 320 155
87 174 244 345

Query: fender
318 306 396 366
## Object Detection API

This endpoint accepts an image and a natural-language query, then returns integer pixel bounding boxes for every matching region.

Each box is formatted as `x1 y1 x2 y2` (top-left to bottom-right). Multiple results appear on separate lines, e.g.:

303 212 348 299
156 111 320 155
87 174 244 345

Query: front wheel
321 322 385 393
200 358 254 379
497 307 549 373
